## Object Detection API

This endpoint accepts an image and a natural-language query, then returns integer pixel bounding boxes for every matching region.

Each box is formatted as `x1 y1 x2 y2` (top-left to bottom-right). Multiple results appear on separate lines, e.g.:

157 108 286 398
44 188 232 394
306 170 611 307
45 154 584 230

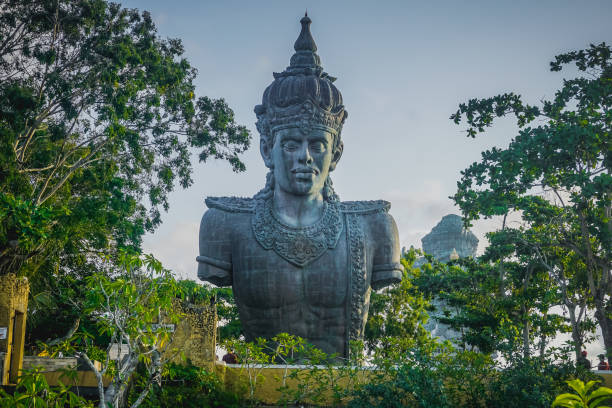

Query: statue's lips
292 168 318 179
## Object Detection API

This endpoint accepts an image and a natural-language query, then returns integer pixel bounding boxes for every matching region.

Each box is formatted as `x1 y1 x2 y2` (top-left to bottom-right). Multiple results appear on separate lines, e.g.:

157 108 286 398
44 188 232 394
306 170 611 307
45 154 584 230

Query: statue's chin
275 179 324 197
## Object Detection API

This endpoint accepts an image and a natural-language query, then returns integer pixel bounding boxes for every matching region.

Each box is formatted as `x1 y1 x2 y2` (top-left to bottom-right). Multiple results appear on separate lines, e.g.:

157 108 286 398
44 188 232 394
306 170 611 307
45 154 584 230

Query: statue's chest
232 224 349 309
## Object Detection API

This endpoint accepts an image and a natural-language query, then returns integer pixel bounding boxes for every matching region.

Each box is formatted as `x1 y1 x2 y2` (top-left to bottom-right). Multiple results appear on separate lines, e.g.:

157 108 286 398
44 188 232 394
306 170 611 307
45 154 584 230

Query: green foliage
275 339 366 407
346 343 455 408
222 334 367 407
364 248 433 354
418 244 575 359
129 363 240 408
450 42 612 357
83 251 180 357
222 336 275 404
62 251 184 407
0 367 93 407
0 0 250 346
436 350 493 408
213 287 242 341
485 358 598 408
552 379 612 408
341 342 601 408
413 254 504 353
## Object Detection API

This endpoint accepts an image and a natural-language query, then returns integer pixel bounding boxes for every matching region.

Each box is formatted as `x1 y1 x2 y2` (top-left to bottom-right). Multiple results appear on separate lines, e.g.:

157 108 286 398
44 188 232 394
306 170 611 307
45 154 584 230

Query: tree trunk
521 302 531 359
104 353 138 408
567 305 582 361
522 313 530 359
594 303 612 360
538 311 548 359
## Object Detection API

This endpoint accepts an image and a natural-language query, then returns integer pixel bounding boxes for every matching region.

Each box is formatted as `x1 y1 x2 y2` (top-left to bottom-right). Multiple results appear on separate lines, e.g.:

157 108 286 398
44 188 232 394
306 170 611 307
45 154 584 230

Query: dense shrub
128 362 240 408
347 363 449 408
484 358 599 408
343 346 603 408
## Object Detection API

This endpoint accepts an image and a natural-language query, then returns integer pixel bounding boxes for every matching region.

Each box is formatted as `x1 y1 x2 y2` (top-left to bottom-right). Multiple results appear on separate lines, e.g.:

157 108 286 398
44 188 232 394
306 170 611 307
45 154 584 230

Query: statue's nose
298 142 314 164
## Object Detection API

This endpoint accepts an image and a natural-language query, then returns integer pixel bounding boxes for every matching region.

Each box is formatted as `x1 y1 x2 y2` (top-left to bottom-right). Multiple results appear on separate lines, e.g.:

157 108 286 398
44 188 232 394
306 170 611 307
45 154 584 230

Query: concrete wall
21 356 111 387
215 362 375 405
214 363 612 406
596 371 612 388
22 356 77 372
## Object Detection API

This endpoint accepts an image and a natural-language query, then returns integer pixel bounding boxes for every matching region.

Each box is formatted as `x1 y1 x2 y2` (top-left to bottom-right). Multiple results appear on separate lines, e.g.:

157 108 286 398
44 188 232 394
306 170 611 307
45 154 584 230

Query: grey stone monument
421 214 478 263
419 214 478 343
196 14 403 358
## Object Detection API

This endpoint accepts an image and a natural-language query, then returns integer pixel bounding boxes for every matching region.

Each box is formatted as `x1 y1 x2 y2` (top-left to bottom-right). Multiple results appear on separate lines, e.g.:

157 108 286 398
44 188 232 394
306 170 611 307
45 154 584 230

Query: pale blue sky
120 0 611 359
120 0 611 275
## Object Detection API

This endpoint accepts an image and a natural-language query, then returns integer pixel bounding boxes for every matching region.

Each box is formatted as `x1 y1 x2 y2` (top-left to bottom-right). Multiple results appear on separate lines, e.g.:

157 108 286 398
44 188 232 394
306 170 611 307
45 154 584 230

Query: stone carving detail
254 15 347 142
340 200 390 214
347 213 368 345
205 196 255 213
421 214 478 262
252 198 343 267
166 301 217 370
197 15 402 359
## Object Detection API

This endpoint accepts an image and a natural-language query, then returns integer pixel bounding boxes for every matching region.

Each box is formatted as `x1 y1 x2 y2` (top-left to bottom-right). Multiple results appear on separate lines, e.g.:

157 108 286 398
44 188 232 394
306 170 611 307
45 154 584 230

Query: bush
484 358 600 408
129 362 240 408
346 349 450 408
0 367 93 407
343 342 602 408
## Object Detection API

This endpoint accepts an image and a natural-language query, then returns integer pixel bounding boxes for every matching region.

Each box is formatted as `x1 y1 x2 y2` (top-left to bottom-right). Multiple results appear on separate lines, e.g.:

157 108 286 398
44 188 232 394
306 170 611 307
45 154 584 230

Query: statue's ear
329 141 343 172
260 138 273 168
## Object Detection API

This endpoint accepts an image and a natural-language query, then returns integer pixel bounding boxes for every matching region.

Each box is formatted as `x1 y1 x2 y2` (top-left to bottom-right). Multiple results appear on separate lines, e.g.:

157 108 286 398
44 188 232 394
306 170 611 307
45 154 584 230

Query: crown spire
284 13 323 74
294 13 316 52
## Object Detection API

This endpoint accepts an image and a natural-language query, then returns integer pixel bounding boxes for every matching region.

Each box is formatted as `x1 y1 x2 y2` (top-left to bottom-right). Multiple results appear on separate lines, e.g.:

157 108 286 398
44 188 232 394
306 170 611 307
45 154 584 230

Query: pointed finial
305 10 308 17
294 13 317 52
449 248 460 261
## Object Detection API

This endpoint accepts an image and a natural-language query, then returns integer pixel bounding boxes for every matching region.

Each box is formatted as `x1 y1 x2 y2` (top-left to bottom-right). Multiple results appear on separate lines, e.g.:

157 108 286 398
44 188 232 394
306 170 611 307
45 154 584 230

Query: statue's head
254 14 347 201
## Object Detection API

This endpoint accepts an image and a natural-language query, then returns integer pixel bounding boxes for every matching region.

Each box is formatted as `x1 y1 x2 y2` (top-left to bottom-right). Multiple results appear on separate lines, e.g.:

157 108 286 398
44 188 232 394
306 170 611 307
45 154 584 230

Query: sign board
151 324 175 333
0 327 7 340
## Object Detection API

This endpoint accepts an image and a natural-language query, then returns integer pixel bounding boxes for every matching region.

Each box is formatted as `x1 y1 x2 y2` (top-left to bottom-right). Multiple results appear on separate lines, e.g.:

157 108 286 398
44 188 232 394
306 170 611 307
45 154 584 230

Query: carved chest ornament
252 198 343 267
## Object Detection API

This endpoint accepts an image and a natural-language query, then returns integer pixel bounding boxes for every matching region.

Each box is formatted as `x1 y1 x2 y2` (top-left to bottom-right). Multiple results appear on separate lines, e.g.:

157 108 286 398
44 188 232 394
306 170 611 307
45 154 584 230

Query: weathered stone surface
419 215 479 344
22 356 77 372
421 214 478 263
166 301 217 370
0 274 29 384
197 15 402 359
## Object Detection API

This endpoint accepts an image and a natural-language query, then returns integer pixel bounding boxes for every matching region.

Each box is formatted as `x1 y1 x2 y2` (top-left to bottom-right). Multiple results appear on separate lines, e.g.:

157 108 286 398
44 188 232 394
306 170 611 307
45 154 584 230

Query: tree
364 248 432 354
0 0 250 274
451 43 611 358
74 251 182 408
413 230 584 361
0 0 250 344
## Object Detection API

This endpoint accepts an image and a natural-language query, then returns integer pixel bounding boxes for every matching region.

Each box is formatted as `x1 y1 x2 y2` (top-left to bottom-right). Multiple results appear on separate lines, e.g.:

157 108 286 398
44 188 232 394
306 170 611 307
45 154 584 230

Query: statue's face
262 127 342 197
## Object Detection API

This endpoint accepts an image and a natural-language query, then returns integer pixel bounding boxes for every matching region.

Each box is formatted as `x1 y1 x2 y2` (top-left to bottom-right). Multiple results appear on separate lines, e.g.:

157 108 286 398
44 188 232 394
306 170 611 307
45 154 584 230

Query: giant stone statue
196 14 402 358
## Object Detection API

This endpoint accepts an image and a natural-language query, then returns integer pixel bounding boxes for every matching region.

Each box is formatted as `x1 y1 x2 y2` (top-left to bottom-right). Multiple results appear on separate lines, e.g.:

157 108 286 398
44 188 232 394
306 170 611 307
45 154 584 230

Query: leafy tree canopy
450 42 611 357
0 0 251 277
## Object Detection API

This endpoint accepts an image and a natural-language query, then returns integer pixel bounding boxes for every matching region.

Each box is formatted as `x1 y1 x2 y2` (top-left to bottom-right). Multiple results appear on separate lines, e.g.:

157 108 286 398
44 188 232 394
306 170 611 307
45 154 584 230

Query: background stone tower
419 214 478 344
421 214 478 262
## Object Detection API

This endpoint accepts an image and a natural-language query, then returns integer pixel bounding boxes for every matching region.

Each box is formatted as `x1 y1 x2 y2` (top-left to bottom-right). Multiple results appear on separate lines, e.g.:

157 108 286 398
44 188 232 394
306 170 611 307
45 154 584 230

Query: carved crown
254 14 347 140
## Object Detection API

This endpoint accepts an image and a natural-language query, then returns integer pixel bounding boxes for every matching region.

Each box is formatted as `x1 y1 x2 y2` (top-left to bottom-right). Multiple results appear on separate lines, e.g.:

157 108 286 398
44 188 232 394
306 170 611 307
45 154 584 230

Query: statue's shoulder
339 200 391 215
205 196 255 213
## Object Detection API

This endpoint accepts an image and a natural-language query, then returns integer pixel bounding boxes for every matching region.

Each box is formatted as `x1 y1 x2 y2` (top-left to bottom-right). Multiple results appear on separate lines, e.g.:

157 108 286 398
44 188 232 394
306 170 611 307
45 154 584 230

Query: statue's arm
370 212 403 290
196 208 233 287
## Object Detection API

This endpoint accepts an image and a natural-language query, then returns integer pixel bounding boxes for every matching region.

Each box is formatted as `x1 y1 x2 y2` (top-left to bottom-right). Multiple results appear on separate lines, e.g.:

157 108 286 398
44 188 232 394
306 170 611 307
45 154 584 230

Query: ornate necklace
252 198 343 267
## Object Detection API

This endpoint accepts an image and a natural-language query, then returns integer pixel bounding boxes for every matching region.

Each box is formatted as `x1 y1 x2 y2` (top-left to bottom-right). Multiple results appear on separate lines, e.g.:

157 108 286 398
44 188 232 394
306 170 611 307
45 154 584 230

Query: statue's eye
282 141 299 151
310 142 325 153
